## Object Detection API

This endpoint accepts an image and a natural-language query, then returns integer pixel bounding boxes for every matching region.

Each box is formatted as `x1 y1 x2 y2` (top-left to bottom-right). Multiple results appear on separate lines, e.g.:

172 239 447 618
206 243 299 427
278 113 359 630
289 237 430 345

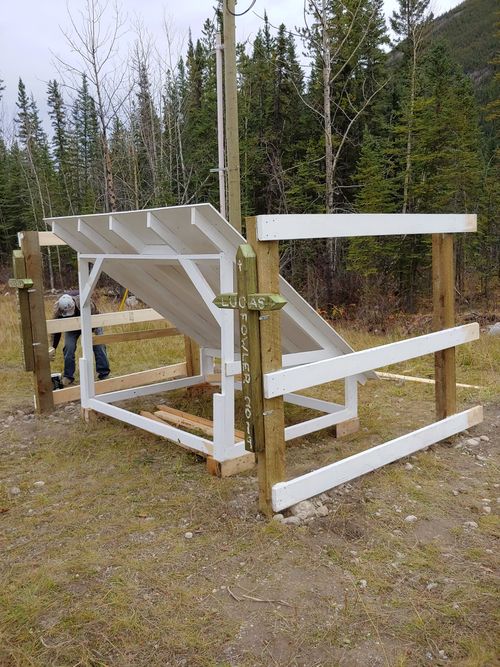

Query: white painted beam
285 407 355 441
273 406 483 511
80 257 104 307
264 324 479 398
46 308 164 334
87 398 214 456
257 214 477 241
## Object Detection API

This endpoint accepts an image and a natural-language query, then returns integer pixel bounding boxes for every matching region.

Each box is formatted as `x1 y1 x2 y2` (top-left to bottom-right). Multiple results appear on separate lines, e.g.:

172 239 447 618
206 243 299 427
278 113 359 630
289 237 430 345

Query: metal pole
223 0 242 232
215 33 226 219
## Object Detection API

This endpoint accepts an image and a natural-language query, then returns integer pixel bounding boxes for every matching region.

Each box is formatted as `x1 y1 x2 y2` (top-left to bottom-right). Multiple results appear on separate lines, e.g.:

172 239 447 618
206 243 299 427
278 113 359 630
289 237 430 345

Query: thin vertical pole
215 33 226 219
78 258 96 409
432 233 456 419
19 231 54 414
246 217 285 516
223 0 242 232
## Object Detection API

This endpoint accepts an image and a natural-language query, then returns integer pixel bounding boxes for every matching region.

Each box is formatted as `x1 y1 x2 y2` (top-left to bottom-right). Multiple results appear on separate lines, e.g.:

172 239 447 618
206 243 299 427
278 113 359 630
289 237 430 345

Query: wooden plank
140 412 208 456
52 362 187 405
377 372 482 390
37 231 67 246
433 234 456 419
86 398 213 456
333 417 360 438
46 308 165 334
19 232 54 413
264 323 479 399
155 405 245 441
92 327 180 345
246 217 286 517
272 406 483 512
206 453 255 477
256 214 477 241
12 249 34 372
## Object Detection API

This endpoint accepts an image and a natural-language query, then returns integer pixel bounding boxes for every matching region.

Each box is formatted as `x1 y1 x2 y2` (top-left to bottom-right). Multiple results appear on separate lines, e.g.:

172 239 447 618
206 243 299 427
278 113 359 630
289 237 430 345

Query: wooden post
223 0 242 232
184 336 201 377
432 233 456 419
246 217 286 516
19 231 54 413
12 250 34 372
235 245 265 453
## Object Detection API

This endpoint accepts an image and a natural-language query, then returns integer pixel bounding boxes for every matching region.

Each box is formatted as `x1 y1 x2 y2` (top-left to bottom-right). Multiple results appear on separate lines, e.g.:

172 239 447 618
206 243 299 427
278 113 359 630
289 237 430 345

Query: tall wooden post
223 0 242 232
432 233 456 419
12 250 34 372
246 217 286 516
19 231 54 414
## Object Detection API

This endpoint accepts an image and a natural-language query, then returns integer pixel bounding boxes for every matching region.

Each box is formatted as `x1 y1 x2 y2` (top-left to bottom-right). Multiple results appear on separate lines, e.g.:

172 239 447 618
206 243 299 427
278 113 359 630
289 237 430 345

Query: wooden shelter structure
41 204 365 475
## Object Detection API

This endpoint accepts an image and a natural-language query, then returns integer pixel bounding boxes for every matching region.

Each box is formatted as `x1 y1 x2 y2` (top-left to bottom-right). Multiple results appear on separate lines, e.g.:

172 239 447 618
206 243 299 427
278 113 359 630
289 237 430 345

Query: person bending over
49 292 110 386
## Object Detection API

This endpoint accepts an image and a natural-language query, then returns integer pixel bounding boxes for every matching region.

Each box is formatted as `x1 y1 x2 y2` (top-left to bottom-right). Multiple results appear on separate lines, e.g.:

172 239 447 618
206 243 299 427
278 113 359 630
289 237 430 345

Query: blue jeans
63 327 110 381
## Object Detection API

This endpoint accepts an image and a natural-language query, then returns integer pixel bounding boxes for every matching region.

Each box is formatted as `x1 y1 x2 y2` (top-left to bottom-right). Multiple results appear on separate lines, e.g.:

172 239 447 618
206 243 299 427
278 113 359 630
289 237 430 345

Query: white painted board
257 213 477 241
272 405 483 511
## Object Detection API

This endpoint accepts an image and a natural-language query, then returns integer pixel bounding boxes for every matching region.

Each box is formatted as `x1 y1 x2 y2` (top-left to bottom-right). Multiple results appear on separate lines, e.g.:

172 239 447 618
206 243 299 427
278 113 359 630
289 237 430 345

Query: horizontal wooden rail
46 308 164 334
377 372 483 390
52 362 186 405
17 231 67 247
256 213 477 241
92 327 180 345
272 405 483 511
264 323 479 399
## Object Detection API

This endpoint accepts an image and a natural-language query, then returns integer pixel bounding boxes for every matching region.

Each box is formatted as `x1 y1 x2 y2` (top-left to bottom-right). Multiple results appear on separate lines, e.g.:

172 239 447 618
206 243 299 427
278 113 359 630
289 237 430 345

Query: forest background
0 0 498 317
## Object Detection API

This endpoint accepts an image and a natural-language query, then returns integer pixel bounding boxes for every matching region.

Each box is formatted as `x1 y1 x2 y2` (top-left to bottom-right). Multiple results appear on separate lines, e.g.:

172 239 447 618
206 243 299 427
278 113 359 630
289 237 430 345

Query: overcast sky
0 0 462 132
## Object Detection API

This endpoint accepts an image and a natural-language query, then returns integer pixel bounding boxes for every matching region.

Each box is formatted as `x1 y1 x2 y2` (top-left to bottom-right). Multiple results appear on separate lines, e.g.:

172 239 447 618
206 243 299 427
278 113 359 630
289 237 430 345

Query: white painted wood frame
264 324 479 398
272 406 483 511
256 213 477 241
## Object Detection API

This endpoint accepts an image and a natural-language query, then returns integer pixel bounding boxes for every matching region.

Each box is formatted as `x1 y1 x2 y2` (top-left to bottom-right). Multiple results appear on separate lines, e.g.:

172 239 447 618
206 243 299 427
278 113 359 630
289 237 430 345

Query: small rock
319 493 329 503
9 486 21 496
426 582 438 591
290 500 316 519
404 515 418 523
452 490 459 496
466 438 480 446
426 651 434 660
479 435 490 442
316 504 329 517
6 415 14 424
438 650 448 660
463 521 478 529
476 455 488 462
282 516 301 526
404 462 414 470
482 506 491 514
33 481 45 488
184 532 193 539
272 513 284 523
358 579 367 589
487 322 500 336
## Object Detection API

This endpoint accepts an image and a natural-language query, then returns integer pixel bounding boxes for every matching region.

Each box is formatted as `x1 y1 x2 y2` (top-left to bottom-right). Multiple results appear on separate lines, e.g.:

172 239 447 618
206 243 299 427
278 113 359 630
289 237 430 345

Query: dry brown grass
0 292 499 666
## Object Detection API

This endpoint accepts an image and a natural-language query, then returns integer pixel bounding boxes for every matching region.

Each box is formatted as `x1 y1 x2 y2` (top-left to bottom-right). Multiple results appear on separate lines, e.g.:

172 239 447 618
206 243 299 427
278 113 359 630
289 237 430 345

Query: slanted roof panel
46 204 361 363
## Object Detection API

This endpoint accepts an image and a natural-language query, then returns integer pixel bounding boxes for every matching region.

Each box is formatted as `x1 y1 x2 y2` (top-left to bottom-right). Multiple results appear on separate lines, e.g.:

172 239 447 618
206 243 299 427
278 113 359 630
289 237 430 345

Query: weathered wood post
18 231 54 413
246 217 286 515
432 233 456 419
10 250 34 372
214 238 287 516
